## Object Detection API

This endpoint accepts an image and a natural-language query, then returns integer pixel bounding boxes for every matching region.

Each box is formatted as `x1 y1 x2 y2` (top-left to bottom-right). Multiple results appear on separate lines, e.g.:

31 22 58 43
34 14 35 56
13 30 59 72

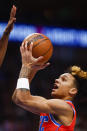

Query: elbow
12 91 23 106
12 92 17 104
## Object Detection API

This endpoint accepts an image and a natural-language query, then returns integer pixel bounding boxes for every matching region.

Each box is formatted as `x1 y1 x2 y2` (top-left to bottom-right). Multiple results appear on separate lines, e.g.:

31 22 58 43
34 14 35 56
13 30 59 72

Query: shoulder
47 99 73 115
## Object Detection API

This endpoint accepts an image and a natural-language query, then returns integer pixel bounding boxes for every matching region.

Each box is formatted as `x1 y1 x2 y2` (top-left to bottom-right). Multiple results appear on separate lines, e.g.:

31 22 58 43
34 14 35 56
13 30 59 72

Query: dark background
0 0 87 130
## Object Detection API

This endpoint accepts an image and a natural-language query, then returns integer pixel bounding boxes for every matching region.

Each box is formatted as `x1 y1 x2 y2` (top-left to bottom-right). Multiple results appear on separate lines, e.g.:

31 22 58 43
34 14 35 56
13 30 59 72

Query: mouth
53 83 59 90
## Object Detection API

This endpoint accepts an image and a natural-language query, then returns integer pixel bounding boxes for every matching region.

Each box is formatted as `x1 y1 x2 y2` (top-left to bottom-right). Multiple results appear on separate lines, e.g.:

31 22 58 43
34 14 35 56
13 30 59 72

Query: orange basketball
23 33 53 64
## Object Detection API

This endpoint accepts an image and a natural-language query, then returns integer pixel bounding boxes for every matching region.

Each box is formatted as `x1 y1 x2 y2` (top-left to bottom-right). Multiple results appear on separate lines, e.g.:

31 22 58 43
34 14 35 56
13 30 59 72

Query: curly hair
66 66 87 89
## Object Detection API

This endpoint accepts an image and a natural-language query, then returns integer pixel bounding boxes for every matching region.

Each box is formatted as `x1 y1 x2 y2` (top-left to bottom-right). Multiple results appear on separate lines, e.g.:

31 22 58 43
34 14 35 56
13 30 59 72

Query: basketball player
0 5 16 66
12 42 86 131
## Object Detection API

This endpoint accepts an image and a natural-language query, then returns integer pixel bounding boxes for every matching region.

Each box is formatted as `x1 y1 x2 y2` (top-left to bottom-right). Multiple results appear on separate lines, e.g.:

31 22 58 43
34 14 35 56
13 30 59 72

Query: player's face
51 73 76 99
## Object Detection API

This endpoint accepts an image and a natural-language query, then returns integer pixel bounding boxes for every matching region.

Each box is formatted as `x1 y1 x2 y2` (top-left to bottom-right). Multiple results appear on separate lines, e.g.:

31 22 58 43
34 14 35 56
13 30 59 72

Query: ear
69 88 78 96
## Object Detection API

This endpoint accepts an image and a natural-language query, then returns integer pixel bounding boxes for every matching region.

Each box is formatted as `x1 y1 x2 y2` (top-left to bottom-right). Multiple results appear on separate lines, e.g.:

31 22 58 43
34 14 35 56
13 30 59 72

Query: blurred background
0 0 87 130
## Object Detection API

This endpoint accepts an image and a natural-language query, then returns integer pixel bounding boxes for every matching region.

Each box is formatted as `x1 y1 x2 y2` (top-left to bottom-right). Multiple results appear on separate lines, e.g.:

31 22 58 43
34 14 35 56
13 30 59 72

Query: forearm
28 68 37 83
0 29 10 66
19 64 37 83
0 5 16 66
12 63 42 114
12 70 39 114
0 24 11 44
12 64 37 103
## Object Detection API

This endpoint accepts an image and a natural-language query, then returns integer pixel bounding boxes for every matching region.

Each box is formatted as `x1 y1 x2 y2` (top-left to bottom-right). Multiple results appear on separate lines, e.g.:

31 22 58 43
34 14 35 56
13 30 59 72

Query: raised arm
0 5 16 66
12 42 73 119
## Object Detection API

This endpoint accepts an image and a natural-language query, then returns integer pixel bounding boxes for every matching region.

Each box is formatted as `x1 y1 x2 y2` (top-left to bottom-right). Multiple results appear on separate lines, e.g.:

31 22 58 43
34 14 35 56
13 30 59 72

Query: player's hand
5 5 16 34
20 41 50 70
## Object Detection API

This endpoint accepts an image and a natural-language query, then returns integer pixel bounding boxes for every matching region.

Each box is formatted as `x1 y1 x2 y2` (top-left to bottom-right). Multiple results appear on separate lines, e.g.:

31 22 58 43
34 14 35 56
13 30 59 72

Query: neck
62 96 73 101
53 95 73 101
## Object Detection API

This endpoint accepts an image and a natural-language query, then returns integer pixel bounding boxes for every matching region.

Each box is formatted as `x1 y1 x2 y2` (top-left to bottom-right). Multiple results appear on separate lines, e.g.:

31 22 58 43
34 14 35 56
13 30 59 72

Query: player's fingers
29 42 33 53
39 62 50 69
20 46 23 53
20 46 26 56
10 5 16 18
33 62 50 70
21 42 25 47
9 18 16 25
13 5 17 16
10 7 14 18
21 42 26 51
43 62 50 68
12 5 16 16
36 56 44 63
11 18 16 22
25 41 29 51
11 5 16 10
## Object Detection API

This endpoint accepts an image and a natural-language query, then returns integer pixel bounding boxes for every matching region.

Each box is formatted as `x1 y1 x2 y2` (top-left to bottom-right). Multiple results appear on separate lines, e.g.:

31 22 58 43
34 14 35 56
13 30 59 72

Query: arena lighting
0 22 37 42
0 22 87 47
42 27 87 47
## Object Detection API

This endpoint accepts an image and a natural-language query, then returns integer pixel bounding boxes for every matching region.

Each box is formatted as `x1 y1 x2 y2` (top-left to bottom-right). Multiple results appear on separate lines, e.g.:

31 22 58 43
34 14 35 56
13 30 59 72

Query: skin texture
0 5 16 66
51 73 77 99
12 42 78 126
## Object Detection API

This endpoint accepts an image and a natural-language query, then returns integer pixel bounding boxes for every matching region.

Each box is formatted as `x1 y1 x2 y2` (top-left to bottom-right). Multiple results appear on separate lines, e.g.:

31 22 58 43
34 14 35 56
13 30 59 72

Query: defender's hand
5 5 16 34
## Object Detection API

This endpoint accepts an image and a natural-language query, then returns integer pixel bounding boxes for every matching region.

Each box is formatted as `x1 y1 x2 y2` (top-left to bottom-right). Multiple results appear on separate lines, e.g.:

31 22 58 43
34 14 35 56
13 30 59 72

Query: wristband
16 78 30 90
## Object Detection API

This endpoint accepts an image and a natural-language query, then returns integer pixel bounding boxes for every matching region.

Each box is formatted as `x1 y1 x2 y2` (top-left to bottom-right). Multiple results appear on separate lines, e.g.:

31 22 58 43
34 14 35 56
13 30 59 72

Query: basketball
23 33 53 64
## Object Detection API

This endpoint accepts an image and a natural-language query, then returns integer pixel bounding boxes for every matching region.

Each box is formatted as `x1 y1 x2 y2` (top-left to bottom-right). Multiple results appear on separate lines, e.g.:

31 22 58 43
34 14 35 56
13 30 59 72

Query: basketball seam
33 39 49 48
42 44 52 57
27 39 49 48
27 38 52 60
33 39 52 57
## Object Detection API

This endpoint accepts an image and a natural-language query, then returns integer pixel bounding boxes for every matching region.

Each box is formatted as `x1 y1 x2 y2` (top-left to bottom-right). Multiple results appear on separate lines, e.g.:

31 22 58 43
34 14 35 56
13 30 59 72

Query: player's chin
51 91 56 98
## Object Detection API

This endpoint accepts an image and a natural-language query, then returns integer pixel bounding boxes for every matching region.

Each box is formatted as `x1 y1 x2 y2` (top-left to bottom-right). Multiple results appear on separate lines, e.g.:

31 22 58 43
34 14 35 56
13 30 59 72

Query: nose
55 79 59 83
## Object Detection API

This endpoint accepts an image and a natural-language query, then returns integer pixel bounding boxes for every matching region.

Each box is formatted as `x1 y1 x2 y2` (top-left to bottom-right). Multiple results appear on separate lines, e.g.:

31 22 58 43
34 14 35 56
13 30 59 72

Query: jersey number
39 116 49 131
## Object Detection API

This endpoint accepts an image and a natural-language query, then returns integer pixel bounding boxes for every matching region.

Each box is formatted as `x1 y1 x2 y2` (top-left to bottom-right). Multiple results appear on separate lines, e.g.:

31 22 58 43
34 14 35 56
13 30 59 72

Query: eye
62 77 67 81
